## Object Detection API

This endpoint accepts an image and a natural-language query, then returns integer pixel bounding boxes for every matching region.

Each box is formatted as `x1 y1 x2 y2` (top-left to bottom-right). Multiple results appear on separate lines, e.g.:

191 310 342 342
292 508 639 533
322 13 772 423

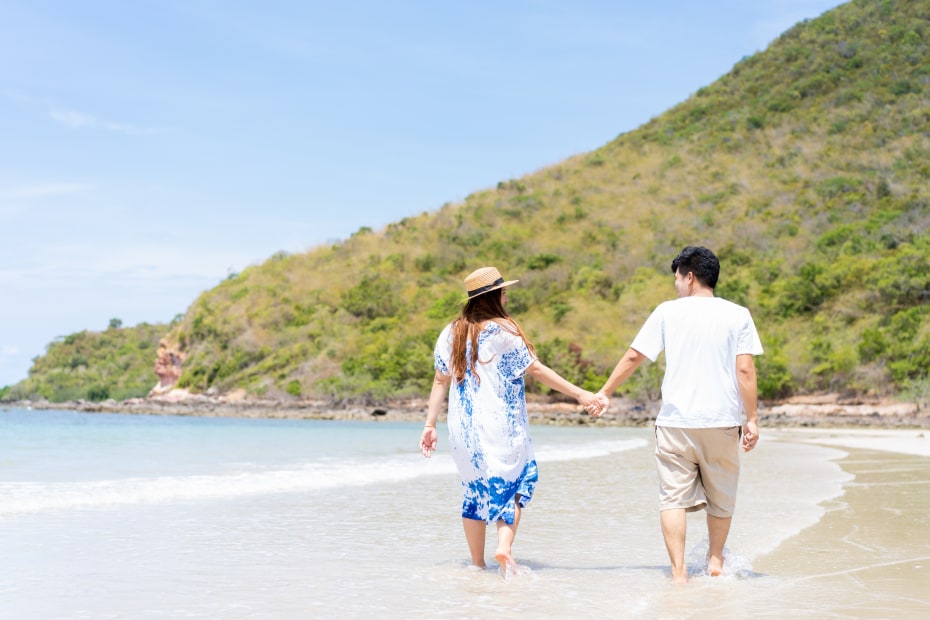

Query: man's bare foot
708 555 723 576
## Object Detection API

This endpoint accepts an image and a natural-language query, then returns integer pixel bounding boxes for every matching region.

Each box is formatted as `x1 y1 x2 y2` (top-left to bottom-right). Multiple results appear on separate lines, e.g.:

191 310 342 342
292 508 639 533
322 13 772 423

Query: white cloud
3 183 94 198
0 238 257 292
49 108 96 128
7 93 164 136
1 345 19 356
0 183 94 219
49 106 162 136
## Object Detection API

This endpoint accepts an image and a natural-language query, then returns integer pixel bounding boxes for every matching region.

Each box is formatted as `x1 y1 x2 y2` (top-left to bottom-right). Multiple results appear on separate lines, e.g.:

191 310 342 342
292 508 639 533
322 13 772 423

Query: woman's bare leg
495 496 522 572
462 517 487 568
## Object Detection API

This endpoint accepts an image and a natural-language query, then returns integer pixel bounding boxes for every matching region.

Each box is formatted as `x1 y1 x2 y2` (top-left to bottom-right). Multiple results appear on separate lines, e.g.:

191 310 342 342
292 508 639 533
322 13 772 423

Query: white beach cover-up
434 320 538 525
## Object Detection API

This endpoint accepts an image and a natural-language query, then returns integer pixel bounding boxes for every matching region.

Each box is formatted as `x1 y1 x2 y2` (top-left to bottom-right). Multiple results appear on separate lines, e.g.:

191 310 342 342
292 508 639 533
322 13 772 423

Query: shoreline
4 392 929 428
773 426 930 457
751 442 930 615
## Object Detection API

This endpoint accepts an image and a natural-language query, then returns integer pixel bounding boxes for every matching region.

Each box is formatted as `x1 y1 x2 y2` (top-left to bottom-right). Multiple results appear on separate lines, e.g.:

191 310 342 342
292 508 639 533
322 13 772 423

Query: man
598 246 762 584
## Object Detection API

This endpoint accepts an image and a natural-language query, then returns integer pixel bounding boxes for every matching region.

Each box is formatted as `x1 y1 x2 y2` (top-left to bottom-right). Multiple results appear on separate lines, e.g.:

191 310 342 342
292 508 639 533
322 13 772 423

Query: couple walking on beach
419 246 763 584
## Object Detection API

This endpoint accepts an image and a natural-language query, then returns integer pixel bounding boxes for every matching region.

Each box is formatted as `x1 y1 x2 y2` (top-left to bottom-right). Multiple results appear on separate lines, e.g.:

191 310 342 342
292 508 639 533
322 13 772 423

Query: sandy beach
777 427 930 456
752 430 930 617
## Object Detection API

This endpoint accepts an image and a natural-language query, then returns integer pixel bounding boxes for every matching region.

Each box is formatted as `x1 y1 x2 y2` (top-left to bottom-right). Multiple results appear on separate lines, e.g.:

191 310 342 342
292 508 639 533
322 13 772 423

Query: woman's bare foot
494 547 515 573
708 555 723 576
671 569 689 585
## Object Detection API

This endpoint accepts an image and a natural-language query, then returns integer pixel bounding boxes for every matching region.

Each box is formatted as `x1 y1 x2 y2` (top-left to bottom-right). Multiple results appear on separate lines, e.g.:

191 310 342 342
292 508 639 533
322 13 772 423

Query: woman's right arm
420 371 451 457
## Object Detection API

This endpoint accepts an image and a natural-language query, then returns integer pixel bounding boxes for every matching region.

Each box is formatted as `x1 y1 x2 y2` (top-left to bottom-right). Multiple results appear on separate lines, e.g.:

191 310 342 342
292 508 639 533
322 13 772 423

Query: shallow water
0 408 925 618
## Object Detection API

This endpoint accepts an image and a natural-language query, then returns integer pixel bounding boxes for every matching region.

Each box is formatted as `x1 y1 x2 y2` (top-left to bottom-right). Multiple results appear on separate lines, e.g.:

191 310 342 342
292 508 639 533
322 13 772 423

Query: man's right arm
736 353 759 451
599 347 648 397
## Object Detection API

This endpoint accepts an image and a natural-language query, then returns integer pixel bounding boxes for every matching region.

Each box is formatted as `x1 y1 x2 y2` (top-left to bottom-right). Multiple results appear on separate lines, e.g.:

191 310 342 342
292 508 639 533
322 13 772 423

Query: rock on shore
6 390 929 428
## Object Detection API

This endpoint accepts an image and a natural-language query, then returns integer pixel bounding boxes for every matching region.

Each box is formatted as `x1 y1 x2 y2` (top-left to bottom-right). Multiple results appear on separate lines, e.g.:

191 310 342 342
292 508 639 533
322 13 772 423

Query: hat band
467 277 505 298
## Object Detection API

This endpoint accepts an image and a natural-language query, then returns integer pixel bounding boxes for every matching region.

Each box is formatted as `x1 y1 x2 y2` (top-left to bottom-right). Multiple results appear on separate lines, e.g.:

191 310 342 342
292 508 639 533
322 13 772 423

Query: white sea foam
0 457 430 516
686 539 755 579
0 437 645 516
535 438 647 462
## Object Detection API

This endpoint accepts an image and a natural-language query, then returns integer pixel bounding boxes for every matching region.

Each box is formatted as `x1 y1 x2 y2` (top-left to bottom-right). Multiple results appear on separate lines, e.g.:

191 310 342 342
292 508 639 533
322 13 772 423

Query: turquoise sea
1 407 926 618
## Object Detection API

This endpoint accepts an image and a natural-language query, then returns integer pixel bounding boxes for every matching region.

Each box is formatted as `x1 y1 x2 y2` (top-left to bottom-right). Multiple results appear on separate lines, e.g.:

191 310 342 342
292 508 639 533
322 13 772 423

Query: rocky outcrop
151 339 185 395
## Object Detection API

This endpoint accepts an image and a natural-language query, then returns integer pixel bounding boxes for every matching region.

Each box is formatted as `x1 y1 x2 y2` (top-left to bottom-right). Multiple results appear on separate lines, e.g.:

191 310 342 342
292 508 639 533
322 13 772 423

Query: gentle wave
536 437 647 462
0 438 645 516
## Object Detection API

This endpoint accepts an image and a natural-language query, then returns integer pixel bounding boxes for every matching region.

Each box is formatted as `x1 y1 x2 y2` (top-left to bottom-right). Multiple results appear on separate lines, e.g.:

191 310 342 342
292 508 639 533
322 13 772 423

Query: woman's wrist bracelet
424 423 436 428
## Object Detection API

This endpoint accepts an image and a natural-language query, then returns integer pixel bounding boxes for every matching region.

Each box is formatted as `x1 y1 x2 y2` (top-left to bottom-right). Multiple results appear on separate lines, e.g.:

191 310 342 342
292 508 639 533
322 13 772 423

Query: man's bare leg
495 497 522 572
660 508 688 584
706 514 732 576
462 517 487 568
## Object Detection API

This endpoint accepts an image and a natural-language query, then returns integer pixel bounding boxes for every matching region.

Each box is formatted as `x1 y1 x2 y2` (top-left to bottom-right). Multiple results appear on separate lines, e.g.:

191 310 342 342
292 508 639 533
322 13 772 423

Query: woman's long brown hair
449 288 535 384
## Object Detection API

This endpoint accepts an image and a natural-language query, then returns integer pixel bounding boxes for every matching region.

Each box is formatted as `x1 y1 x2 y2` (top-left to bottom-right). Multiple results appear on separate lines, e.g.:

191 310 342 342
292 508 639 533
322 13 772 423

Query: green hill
8 0 930 405
4 321 167 402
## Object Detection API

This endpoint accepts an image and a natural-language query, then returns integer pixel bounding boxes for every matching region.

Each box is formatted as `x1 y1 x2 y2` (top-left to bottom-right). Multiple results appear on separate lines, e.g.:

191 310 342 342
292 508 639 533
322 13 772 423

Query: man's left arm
736 354 759 452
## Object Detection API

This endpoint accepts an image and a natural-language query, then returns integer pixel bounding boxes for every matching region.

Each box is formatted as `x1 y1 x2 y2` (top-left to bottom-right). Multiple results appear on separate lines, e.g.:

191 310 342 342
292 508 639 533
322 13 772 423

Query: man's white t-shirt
630 296 764 428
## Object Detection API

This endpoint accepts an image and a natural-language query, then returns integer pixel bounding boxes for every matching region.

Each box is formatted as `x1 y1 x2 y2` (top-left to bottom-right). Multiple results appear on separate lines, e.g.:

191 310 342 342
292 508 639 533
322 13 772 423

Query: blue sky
0 0 844 388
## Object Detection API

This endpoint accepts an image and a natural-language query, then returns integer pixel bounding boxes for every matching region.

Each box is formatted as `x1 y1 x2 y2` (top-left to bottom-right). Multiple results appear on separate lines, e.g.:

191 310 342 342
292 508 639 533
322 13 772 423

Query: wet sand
753 431 930 617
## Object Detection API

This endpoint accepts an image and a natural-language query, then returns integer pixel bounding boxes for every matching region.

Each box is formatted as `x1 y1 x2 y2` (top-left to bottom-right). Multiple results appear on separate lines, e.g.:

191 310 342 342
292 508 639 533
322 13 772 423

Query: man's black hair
671 246 720 289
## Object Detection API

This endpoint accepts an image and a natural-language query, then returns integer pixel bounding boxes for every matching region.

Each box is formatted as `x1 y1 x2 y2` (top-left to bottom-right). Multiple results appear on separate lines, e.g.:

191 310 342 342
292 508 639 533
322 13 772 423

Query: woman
420 266 604 574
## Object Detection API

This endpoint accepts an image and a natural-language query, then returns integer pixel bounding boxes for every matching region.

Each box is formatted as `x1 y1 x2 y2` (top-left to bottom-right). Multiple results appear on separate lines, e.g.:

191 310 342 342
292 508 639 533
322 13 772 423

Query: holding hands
580 391 610 417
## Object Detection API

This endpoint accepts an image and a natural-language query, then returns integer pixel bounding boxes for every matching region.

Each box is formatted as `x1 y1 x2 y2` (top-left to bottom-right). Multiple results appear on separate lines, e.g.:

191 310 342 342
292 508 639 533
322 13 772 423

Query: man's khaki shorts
654 425 741 517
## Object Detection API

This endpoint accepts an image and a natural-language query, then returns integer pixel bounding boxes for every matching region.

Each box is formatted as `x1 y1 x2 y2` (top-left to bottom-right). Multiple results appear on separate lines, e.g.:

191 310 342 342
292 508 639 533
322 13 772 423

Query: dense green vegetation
5 322 166 402
7 0 930 405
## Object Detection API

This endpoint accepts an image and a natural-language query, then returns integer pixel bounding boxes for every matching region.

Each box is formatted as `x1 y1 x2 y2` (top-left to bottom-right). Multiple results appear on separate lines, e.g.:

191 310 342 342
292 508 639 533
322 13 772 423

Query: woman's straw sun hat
464 266 519 300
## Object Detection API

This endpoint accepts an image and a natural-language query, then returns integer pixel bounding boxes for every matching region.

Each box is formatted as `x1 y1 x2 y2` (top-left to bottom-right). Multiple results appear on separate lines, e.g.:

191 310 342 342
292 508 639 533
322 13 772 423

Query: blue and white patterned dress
434 320 538 525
